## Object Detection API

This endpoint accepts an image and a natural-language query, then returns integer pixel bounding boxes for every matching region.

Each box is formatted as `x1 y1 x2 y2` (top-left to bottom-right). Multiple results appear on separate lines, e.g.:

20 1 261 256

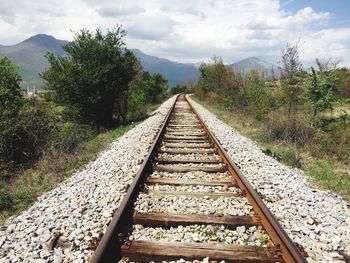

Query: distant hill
0 35 199 88
0 34 280 89
0 34 68 88
230 57 279 77
131 49 199 87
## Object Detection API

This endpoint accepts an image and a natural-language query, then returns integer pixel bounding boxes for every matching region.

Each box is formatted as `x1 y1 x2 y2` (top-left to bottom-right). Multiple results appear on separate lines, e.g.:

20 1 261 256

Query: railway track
90 95 307 263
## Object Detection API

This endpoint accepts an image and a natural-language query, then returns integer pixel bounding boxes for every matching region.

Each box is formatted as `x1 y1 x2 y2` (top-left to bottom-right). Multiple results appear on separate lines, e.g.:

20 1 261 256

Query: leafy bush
311 127 350 161
127 71 168 120
305 160 349 194
262 117 314 146
306 59 338 127
1 104 54 167
42 26 139 128
263 146 302 168
1 59 54 174
0 188 37 212
0 188 12 210
49 123 96 154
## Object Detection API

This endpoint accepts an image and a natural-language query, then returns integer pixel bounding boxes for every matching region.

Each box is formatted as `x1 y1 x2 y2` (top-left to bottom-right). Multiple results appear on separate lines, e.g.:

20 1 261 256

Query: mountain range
0 34 68 88
230 57 279 77
0 34 278 89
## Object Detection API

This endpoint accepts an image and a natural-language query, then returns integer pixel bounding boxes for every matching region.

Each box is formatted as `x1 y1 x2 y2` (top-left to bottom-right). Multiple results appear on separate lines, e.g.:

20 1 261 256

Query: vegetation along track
90 94 307 263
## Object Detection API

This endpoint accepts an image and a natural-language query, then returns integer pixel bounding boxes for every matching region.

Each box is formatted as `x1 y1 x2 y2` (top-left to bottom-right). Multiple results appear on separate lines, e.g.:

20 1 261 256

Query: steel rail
186 95 306 263
89 95 179 263
89 94 306 262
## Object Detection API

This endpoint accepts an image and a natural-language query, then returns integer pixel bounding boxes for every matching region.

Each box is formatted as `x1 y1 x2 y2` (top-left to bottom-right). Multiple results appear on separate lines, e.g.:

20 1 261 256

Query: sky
0 0 350 66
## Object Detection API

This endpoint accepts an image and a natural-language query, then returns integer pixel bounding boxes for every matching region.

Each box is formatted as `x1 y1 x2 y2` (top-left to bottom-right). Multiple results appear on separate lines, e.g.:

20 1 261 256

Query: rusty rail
90 94 307 263
186 95 306 263
89 95 179 262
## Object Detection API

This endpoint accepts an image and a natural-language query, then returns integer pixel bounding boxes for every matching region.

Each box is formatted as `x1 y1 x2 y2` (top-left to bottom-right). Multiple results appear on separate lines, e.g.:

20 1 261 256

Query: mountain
0 35 199 88
0 34 68 88
0 34 279 89
230 57 279 77
132 49 199 87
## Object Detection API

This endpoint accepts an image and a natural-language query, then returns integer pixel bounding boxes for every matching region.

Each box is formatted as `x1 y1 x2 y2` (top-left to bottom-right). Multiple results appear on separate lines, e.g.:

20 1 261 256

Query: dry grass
194 97 350 202
0 121 140 225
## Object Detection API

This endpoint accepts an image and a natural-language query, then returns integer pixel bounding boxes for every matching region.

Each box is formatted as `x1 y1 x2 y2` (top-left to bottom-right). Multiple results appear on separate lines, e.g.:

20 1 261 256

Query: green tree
0 57 23 120
279 41 304 123
244 69 268 118
195 56 242 109
141 72 168 103
307 59 338 127
335 68 350 99
0 57 23 164
127 70 168 119
42 26 138 128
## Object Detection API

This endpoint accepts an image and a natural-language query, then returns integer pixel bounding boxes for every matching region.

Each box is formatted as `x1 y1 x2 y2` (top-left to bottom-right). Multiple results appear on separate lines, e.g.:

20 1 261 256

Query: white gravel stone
145 184 241 194
149 171 231 181
129 224 269 246
158 152 220 160
156 163 226 168
134 193 252 216
0 96 177 262
188 96 350 262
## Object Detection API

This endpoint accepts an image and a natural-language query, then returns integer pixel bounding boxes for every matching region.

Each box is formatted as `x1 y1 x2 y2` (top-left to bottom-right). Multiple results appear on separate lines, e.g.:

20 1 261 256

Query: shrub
311 127 350 161
48 123 96 154
262 117 314 146
0 188 37 212
306 160 333 181
0 188 13 210
263 146 302 168
42 27 139 128
305 160 349 193
0 101 55 171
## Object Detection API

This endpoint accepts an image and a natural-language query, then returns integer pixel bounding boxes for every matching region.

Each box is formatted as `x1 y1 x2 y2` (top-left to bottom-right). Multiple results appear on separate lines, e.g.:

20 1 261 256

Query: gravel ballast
188 96 350 263
135 193 253 216
149 171 231 181
145 184 241 194
2 94 349 263
0 96 176 263
129 224 269 246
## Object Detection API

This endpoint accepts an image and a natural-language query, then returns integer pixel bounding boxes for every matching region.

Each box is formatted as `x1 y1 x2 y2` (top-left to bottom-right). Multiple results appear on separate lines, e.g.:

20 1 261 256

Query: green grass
0 121 140 224
194 97 350 201
306 160 350 197
262 146 302 168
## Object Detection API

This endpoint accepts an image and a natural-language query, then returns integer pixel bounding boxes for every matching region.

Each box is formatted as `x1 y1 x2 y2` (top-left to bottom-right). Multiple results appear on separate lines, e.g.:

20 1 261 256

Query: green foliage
49 123 96 154
305 160 350 195
0 188 36 212
279 41 305 124
306 59 338 126
170 81 194 95
0 57 24 159
0 98 55 176
127 71 168 119
243 69 269 119
263 146 301 168
263 116 314 146
335 68 350 98
193 43 350 200
42 26 138 128
0 57 23 117
0 57 25 167
195 56 242 109
306 160 334 182
311 123 350 161
0 188 12 210
170 84 187 95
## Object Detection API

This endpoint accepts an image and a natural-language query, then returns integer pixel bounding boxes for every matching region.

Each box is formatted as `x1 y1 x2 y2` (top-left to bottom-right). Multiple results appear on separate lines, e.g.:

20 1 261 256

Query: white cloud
0 0 349 66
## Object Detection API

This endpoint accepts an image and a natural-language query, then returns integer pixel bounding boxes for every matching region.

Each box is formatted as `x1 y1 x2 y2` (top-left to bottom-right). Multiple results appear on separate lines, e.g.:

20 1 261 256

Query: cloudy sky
1 0 350 66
